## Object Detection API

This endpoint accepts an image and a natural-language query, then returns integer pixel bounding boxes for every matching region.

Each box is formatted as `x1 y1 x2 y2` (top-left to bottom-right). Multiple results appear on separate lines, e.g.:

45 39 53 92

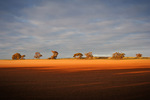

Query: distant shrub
48 50 59 59
112 52 125 59
34 52 42 59
12 53 25 60
99 57 109 59
93 57 109 59
20 55 25 60
123 57 137 59
136 53 142 58
12 53 21 60
93 57 100 59
73 53 83 59
85 52 93 59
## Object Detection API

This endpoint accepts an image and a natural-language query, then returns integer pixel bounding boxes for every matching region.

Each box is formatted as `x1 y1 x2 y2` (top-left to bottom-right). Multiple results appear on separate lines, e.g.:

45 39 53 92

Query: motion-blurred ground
0 60 150 100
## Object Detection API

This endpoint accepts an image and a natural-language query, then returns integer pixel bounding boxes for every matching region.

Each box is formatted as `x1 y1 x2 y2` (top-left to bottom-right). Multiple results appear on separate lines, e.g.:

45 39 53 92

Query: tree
136 53 142 58
112 52 125 59
34 52 42 59
73 53 83 59
12 53 21 60
49 50 59 59
85 52 93 59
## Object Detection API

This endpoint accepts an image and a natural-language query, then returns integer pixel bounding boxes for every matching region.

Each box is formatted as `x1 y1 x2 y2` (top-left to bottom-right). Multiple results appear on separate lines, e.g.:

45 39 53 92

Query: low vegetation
136 53 142 58
85 52 93 59
12 53 25 60
112 52 125 59
73 53 83 59
48 50 59 59
34 52 42 59
11 51 150 60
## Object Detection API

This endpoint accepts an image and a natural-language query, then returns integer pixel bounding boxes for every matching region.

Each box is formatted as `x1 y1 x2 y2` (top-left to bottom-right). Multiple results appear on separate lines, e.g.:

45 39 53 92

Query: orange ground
0 59 150 72
0 59 150 100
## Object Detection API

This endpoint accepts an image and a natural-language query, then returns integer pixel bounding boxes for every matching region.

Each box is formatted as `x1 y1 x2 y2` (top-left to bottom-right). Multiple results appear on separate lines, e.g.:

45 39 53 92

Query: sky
0 0 150 59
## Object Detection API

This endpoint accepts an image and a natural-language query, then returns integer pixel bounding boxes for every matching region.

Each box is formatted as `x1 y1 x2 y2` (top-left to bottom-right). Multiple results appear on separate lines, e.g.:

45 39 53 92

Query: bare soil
0 59 150 100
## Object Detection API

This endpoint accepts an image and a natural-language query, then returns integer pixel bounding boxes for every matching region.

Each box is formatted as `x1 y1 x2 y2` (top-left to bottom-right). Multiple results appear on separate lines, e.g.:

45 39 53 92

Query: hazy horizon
0 0 150 59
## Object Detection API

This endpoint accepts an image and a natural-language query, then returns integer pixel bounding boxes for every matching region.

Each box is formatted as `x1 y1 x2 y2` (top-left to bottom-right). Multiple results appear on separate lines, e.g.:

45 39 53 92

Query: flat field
0 59 150 100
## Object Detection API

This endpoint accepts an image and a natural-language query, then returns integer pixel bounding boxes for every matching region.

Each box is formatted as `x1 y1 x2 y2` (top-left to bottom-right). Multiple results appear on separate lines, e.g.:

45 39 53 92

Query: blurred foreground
0 60 150 100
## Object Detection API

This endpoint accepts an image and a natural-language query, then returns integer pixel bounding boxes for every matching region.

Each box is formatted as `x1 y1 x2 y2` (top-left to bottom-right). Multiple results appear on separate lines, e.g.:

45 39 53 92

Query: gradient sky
0 0 150 59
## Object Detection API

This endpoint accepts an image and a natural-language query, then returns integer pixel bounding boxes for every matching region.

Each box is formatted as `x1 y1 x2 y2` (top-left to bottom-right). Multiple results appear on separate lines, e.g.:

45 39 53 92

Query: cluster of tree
73 52 93 59
12 50 59 60
34 51 59 59
12 51 143 60
112 52 125 59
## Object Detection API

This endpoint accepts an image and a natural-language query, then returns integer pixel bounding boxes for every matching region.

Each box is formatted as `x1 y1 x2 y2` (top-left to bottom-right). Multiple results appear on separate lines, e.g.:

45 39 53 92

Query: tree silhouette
34 52 42 59
12 53 21 60
50 50 59 59
85 52 93 59
112 52 125 59
73 53 83 59
136 53 142 58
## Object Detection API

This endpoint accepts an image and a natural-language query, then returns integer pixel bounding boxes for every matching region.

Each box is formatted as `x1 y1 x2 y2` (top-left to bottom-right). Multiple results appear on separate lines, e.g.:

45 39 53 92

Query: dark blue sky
0 0 150 59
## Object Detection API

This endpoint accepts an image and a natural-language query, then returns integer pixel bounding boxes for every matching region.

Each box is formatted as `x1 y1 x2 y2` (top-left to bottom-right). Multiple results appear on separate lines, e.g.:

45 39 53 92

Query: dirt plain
0 59 150 100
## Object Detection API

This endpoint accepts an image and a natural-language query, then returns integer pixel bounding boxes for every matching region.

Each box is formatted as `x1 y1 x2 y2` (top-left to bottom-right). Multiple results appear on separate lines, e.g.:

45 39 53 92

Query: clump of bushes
85 52 93 59
136 53 142 58
48 50 59 59
12 53 25 60
34 52 42 59
73 53 83 59
112 52 125 59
